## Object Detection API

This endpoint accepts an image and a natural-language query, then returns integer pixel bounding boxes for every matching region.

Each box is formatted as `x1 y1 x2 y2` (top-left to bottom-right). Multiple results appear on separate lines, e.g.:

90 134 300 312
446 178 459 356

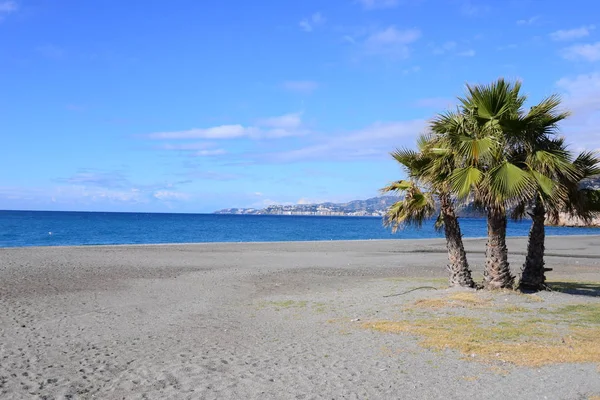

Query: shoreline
2 233 600 250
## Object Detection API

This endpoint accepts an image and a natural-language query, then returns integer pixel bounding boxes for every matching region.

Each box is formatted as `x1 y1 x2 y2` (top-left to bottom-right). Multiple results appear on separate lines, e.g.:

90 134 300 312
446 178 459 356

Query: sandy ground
1 236 600 399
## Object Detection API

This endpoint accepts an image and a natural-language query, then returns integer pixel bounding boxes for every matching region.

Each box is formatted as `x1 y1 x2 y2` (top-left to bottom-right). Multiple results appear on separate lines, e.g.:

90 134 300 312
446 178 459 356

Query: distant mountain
214 196 400 217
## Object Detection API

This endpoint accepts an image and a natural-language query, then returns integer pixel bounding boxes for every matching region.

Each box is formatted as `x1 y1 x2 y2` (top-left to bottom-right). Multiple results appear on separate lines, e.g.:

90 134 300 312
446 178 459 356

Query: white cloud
432 41 456 55
457 49 476 57
358 0 399 9
187 171 246 181
460 1 490 17
555 72 600 150
550 25 595 41
265 119 426 163
402 65 420 74
62 172 129 188
257 112 303 129
159 142 216 150
157 142 227 157
364 26 421 58
147 112 309 142
195 149 227 157
516 16 540 26
148 125 252 139
299 12 325 32
0 0 17 16
562 42 600 62
282 80 319 94
55 186 147 203
153 190 191 201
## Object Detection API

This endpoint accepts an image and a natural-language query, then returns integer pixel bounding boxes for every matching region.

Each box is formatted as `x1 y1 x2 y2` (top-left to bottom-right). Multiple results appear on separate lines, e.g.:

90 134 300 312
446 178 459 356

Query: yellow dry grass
363 302 600 367
410 292 491 309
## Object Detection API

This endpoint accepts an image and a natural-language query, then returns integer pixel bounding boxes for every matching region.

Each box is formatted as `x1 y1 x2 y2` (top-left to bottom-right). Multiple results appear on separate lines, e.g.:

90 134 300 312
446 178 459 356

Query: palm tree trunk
519 197 547 291
439 193 475 287
483 206 515 289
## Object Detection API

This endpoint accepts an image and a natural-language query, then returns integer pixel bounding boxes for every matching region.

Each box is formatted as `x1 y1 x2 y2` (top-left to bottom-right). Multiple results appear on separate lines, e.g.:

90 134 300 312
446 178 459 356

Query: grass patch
544 304 600 325
523 294 544 303
499 305 529 314
362 301 600 367
259 300 308 310
410 292 490 309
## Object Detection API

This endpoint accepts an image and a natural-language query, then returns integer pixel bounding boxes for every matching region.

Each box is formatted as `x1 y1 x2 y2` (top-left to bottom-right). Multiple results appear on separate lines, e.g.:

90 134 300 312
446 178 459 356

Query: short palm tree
519 149 600 290
382 136 475 288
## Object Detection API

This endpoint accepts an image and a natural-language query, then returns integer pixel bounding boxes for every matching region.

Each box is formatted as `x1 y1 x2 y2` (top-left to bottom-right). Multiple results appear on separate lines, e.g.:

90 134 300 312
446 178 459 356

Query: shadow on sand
547 281 600 297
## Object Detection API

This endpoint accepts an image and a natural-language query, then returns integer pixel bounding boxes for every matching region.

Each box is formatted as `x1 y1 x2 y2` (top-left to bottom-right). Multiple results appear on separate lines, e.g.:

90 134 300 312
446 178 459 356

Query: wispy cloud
51 169 195 206
146 112 309 141
55 169 131 188
299 12 325 32
457 49 476 57
257 112 303 129
516 16 540 26
357 0 399 9
562 42 600 62
282 80 319 94
260 119 426 163
460 1 490 17
156 142 227 157
402 65 420 74
550 25 595 41
195 149 227 157
158 142 217 151
153 190 190 201
432 41 456 55
556 72 600 150
148 125 252 140
0 0 17 20
185 171 247 181
364 26 421 58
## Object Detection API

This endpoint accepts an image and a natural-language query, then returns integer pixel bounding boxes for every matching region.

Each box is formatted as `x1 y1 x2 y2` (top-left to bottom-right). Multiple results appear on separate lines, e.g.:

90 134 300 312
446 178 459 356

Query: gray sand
1 236 600 399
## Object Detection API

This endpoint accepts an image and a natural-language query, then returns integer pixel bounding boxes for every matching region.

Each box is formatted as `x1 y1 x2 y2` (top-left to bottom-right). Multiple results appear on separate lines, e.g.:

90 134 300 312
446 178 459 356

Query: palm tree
519 150 600 290
431 79 538 289
504 96 574 291
382 136 476 288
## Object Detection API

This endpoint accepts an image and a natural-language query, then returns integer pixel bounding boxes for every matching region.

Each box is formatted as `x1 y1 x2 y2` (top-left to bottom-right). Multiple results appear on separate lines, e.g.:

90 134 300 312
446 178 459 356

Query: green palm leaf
530 170 557 197
449 167 483 198
487 161 535 201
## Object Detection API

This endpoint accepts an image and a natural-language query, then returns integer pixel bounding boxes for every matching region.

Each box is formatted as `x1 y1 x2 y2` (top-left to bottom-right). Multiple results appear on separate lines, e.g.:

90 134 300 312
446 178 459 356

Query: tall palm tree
431 79 539 289
382 136 476 287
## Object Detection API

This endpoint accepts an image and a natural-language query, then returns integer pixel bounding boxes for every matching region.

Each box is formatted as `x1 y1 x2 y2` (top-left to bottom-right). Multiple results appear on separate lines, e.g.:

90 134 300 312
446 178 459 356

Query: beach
1 236 600 399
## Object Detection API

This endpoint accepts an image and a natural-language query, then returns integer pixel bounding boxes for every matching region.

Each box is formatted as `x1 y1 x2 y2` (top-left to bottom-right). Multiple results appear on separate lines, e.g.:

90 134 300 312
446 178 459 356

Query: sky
1 0 599 213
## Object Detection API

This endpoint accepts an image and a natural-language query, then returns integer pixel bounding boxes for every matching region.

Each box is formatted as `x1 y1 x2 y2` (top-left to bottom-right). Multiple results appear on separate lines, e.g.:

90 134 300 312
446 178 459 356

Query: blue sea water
0 210 598 248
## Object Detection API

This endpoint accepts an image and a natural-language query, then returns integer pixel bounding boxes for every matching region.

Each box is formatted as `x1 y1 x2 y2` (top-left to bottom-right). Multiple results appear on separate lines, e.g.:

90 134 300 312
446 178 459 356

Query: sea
1 210 599 248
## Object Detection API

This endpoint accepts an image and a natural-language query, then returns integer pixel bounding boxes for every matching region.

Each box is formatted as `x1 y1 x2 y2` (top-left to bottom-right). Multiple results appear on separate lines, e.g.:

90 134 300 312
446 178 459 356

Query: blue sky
1 0 599 213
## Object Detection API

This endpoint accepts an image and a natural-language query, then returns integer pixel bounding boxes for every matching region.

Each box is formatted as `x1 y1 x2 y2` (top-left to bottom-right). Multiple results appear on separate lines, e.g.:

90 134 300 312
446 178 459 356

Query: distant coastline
214 196 399 217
